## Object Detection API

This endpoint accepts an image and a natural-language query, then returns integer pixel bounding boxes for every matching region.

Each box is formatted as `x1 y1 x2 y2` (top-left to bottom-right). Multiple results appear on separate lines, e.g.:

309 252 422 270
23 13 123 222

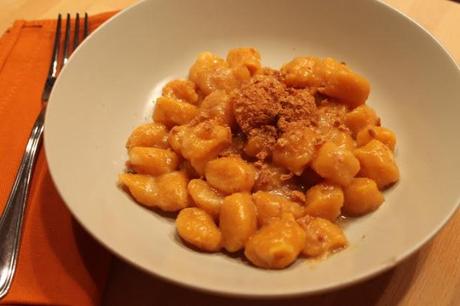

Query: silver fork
0 13 89 299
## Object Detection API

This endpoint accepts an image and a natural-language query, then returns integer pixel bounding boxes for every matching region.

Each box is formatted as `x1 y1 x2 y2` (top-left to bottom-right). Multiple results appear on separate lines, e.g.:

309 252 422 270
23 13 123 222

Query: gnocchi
245 214 306 269
354 140 400 189
119 171 190 212
126 122 169 149
198 90 235 127
311 141 360 186
176 208 222 252
253 191 305 226
297 215 347 257
344 105 379 136
188 179 224 219
273 127 316 175
356 126 396 151
119 48 400 269
205 156 256 194
162 79 199 105
153 96 199 128
128 147 180 176
281 57 370 108
304 183 344 221
343 178 384 216
171 121 232 175
219 193 258 252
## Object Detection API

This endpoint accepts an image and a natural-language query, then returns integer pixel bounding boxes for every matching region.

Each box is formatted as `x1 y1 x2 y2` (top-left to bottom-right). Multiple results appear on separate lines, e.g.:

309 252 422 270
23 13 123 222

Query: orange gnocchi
297 215 347 257
187 179 224 219
176 208 222 252
304 183 344 221
281 57 370 108
252 191 305 226
245 214 306 269
205 156 256 194
220 193 258 252
162 79 199 105
126 122 169 149
311 142 360 186
119 171 190 212
119 48 399 269
354 140 400 189
128 147 180 176
343 178 384 216
153 96 199 128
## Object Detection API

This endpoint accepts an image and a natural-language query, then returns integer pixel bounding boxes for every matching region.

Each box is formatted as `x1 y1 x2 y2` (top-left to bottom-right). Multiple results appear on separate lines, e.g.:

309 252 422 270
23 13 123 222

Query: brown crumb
245 125 278 160
253 163 291 191
231 66 355 165
232 73 286 134
277 88 318 132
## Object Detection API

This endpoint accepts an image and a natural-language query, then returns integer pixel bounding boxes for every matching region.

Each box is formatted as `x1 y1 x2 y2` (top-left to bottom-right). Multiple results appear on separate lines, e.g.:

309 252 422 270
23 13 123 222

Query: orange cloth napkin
0 12 117 306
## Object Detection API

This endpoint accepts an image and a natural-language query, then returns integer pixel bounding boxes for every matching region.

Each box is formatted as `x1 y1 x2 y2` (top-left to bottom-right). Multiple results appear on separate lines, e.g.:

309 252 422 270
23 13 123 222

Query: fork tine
42 13 89 102
73 13 80 50
83 13 89 38
62 14 71 66
42 14 62 101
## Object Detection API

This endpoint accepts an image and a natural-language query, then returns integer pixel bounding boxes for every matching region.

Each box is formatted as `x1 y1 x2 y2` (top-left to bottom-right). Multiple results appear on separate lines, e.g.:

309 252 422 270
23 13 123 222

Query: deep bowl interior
44 0 460 297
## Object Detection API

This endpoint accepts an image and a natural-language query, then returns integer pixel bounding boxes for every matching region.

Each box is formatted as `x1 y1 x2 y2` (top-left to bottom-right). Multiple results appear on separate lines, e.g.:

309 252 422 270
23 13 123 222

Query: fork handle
0 107 45 299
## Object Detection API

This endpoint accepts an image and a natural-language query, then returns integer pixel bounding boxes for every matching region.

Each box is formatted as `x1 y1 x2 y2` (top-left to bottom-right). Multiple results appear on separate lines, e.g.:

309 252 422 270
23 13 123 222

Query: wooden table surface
1 1 459 305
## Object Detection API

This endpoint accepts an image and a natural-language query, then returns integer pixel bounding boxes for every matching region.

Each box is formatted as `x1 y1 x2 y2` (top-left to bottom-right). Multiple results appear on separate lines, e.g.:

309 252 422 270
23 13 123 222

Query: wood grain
0 0 458 305
1 0 459 63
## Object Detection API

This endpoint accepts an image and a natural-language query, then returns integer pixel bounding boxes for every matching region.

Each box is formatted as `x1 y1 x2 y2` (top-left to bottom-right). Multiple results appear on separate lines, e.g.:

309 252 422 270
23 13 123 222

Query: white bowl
44 0 460 297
